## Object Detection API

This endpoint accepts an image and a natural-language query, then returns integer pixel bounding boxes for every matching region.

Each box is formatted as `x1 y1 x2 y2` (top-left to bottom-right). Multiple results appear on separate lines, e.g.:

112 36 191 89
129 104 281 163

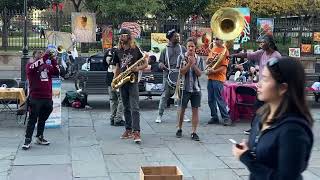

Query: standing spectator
232 57 314 180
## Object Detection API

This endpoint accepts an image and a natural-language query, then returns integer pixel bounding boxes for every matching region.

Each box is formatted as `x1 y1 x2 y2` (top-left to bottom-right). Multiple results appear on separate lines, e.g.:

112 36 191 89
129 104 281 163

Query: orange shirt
206 46 229 82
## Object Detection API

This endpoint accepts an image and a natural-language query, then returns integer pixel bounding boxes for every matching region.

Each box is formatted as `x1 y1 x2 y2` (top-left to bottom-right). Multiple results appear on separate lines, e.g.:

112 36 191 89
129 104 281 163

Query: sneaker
36 136 50 145
176 129 182 138
22 138 31 150
208 118 219 124
183 115 191 122
191 133 200 141
223 118 232 126
114 120 125 126
120 129 133 139
155 115 162 123
133 131 141 144
244 129 251 135
110 119 115 126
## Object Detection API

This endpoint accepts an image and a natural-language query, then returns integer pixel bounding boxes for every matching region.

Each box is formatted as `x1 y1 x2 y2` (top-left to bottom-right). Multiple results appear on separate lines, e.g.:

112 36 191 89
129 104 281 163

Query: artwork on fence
301 44 312 53
102 25 113 49
257 18 274 40
72 12 96 42
233 7 250 44
45 31 73 51
314 45 320 55
191 27 212 56
121 22 141 38
289 48 300 58
314 32 320 42
151 33 168 53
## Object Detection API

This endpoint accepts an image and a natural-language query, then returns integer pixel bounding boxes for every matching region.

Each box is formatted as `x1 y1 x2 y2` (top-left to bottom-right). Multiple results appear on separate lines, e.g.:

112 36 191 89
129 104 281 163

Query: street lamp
20 0 28 87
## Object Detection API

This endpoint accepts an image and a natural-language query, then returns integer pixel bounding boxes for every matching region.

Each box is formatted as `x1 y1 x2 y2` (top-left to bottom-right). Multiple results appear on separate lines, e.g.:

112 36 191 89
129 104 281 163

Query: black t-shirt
113 46 143 73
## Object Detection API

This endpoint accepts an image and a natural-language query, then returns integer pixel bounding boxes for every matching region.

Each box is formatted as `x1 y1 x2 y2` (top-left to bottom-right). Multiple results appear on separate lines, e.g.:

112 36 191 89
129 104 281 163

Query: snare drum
167 70 179 88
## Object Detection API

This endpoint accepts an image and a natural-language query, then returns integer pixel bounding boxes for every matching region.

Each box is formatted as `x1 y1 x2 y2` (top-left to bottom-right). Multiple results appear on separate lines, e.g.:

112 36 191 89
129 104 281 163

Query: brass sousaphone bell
206 8 245 72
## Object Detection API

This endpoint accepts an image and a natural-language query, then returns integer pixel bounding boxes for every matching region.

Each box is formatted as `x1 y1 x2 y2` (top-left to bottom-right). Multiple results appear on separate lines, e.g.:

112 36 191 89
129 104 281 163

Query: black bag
62 91 87 108
17 96 30 125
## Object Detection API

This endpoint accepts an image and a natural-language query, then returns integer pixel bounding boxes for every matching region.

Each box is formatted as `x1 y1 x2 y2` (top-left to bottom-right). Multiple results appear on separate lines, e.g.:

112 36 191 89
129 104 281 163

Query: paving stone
303 170 320 180
69 127 99 147
0 160 11 174
69 118 93 127
100 140 143 155
218 157 247 169
177 154 228 170
13 154 70 165
9 165 72 180
104 154 154 173
309 167 320 176
203 143 233 157
109 173 138 180
73 177 110 180
166 141 209 155
72 161 107 178
190 169 242 180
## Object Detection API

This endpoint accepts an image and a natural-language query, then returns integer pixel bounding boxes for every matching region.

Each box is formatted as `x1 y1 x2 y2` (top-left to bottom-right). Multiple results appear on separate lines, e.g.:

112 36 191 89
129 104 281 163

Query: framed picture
301 44 312 53
314 32 320 42
314 45 320 55
71 12 96 43
289 48 300 58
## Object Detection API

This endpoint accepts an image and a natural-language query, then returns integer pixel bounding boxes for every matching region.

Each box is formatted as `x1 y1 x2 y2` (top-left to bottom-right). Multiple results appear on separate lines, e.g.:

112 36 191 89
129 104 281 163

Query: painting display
257 18 274 40
72 12 96 42
289 48 301 58
233 7 250 44
102 25 113 49
45 31 73 51
191 27 212 56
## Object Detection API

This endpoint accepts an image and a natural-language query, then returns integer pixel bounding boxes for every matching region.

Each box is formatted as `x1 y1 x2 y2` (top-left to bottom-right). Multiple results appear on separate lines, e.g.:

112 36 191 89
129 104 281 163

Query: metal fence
1 10 320 56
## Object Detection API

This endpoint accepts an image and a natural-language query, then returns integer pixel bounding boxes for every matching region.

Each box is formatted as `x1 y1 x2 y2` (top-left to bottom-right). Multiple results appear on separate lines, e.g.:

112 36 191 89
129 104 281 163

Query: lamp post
20 0 28 87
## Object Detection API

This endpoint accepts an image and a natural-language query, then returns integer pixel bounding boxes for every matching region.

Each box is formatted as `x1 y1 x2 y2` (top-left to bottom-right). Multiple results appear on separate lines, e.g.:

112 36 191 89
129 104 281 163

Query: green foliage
0 0 51 11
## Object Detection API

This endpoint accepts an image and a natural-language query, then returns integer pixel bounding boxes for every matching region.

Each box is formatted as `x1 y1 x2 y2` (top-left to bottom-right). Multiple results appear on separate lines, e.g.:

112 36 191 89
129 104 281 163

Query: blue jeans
207 80 230 120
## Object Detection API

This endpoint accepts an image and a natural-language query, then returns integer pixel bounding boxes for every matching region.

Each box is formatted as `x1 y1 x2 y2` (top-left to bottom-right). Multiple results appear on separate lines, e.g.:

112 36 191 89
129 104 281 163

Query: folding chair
234 86 257 121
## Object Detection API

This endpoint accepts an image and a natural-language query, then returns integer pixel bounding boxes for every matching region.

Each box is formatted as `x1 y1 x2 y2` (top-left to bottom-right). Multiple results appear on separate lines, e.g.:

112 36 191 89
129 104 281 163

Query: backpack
62 91 87 108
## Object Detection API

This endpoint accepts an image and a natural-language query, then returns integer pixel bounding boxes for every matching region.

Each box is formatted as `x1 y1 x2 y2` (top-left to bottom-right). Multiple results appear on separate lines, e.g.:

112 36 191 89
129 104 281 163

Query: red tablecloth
222 81 257 122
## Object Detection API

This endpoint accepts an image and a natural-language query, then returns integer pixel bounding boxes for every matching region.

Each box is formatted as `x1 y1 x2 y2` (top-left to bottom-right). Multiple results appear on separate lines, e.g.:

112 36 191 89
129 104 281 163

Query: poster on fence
289 48 300 58
234 7 250 44
314 32 320 42
45 31 73 51
45 78 61 128
151 33 168 53
72 12 96 42
121 22 141 38
191 27 212 56
301 44 312 53
102 25 113 49
257 18 274 40
314 45 320 55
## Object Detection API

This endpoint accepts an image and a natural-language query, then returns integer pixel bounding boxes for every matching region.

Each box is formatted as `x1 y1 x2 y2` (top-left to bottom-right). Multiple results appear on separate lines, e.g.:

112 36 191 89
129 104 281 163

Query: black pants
25 98 53 139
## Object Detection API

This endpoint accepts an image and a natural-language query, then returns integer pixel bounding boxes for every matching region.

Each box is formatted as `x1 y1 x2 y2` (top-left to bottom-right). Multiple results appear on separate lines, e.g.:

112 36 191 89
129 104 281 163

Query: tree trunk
71 0 82 12
1 13 10 51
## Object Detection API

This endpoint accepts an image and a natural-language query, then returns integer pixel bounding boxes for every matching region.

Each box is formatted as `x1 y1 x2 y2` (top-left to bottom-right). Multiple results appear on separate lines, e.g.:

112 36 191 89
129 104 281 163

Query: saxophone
111 54 147 90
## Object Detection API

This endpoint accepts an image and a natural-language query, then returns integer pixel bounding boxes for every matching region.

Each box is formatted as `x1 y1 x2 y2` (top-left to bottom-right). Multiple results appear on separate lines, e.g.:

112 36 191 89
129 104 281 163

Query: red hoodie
26 53 60 99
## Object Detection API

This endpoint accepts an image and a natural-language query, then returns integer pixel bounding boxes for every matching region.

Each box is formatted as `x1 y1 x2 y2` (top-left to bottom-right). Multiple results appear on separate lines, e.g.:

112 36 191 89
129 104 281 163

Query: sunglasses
267 58 284 83
213 38 221 41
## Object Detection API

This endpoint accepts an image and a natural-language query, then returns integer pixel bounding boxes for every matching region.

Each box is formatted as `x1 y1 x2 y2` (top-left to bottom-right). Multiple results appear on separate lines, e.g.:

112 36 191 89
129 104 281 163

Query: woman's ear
279 83 288 96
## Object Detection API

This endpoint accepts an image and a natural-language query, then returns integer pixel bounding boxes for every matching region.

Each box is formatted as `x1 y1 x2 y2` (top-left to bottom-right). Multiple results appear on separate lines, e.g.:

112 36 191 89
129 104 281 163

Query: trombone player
206 37 232 126
175 37 204 141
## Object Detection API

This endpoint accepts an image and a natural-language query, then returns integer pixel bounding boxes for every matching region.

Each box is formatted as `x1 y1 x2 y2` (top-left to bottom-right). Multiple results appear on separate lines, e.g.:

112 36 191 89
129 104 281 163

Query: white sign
45 78 62 128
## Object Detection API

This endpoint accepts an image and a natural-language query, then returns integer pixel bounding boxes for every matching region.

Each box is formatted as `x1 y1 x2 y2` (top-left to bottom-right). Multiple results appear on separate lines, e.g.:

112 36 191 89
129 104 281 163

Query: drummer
155 29 186 123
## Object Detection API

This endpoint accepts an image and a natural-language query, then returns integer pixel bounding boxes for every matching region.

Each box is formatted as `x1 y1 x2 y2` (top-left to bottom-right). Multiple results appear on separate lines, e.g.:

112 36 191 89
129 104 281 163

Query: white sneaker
183 115 191 122
155 115 162 123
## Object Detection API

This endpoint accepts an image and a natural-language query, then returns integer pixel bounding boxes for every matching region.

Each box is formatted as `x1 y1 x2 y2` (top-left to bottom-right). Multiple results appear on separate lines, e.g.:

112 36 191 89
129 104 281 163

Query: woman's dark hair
186 37 197 46
258 57 314 127
263 35 278 51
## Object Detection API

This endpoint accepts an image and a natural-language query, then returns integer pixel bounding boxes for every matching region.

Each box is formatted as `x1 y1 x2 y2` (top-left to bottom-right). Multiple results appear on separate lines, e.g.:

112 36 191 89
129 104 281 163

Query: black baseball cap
118 28 131 36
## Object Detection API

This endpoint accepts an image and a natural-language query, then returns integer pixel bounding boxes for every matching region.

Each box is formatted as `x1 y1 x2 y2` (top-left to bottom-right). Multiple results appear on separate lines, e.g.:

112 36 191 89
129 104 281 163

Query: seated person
233 65 247 82
311 76 320 102
247 66 259 83
149 55 162 72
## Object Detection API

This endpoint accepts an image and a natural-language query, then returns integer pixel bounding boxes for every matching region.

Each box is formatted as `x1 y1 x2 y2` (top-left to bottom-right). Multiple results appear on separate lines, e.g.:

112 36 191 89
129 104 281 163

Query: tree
69 0 83 12
0 0 51 49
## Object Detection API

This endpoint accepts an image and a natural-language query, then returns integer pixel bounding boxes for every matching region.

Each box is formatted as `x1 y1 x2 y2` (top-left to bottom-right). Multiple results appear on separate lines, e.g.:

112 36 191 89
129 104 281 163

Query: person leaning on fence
232 57 314 180
103 47 125 126
22 49 60 150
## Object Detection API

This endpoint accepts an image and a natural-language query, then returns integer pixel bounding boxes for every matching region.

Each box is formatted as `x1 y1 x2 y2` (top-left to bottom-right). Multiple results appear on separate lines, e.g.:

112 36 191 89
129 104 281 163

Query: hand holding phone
229 139 243 149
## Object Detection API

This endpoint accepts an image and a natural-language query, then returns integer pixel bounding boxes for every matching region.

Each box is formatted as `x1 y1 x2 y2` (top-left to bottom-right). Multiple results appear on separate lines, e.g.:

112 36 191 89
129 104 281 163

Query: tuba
111 54 147 90
205 8 245 74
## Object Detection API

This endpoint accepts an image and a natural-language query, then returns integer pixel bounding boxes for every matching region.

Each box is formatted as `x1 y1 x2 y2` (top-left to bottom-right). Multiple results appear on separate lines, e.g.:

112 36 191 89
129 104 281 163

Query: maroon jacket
26 53 60 99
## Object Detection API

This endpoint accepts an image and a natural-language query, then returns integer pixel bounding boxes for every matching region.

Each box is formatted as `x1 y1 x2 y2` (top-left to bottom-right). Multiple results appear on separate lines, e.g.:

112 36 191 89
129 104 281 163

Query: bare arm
206 66 226 75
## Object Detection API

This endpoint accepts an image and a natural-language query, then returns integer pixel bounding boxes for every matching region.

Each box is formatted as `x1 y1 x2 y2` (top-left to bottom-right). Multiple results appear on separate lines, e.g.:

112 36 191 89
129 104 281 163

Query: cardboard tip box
140 166 183 180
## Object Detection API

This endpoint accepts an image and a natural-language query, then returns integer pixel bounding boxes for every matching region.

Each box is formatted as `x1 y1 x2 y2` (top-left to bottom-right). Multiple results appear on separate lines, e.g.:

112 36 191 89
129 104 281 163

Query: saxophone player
176 38 204 141
113 28 148 144
206 37 232 126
